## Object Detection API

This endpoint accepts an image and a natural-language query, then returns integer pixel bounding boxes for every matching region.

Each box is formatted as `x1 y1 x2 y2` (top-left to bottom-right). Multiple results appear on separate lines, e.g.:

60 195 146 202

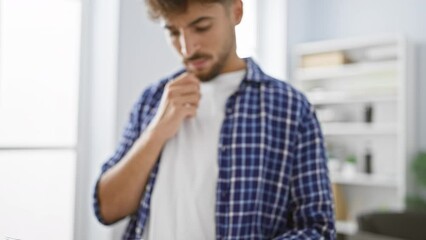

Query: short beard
197 55 227 82
183 40 233 82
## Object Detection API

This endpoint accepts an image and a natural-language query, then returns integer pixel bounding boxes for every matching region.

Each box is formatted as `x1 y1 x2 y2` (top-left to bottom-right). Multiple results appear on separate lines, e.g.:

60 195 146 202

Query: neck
221 53 246 74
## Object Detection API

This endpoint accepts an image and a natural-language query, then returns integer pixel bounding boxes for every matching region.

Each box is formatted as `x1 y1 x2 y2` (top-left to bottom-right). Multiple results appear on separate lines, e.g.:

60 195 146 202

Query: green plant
345 155 357 164
412 152 426 187
406 196 426 212
406 152 426 211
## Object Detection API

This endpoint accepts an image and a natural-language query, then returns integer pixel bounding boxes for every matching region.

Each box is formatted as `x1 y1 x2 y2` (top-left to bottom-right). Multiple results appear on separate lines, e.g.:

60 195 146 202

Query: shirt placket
216 92 238 240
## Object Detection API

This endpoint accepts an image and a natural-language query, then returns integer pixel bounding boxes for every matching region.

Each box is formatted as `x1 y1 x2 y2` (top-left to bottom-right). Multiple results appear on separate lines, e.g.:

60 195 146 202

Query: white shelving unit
321 123 397 136
293 35 416 236
330 171 398 188
335 220 358 236
295 60 398 81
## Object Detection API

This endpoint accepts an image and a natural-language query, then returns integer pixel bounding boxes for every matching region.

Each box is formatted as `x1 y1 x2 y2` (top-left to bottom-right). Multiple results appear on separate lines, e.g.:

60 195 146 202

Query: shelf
295 60 398 81
294 35 402 55
336 220 358 235
294 36 412 237
307 94 397 105
321 122 397 136
330 172 398 188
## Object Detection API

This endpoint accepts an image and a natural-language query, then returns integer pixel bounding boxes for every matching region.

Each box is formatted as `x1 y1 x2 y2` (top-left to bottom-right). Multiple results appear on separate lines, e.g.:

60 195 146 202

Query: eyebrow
164 16 213 30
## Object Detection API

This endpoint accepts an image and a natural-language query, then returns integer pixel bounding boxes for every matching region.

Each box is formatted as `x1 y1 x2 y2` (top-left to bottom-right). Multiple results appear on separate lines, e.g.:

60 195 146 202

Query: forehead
161 2 226 27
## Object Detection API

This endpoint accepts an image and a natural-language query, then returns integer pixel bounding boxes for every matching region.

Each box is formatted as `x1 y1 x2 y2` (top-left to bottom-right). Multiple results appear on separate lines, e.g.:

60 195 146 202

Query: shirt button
226 108 233 114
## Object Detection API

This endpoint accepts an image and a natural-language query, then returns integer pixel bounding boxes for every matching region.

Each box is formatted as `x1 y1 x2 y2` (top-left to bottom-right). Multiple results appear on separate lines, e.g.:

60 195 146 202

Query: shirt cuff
93 175 111 225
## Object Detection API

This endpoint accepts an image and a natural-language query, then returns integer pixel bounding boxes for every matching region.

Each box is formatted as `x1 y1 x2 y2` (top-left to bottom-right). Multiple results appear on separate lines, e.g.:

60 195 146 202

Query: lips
188 58 209 70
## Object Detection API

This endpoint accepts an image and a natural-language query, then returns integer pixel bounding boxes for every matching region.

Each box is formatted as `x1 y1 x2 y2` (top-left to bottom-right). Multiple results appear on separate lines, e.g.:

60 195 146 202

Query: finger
173 94 201 106
167 84 200 97
171 72 200 86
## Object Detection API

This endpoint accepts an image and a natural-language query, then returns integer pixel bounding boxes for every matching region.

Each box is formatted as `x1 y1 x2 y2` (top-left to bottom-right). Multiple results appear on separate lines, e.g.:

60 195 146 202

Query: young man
94 0 336 239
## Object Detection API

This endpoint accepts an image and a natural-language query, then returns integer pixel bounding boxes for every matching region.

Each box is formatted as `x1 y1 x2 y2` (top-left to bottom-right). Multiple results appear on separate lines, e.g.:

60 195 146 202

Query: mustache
183 53 211 64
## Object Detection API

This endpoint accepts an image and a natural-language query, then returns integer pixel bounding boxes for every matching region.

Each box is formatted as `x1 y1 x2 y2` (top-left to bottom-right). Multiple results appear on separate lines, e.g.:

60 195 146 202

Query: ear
231 0 243 25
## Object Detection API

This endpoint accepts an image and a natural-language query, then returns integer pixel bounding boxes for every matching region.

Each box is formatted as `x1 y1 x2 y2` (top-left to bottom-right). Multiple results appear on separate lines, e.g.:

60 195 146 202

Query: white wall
75 0 120 239
116 1 180 135
287 0 426 151
255 0 287 80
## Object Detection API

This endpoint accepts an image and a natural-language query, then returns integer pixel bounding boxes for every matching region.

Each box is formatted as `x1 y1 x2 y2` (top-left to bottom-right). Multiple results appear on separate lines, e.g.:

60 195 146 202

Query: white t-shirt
143 70 246 240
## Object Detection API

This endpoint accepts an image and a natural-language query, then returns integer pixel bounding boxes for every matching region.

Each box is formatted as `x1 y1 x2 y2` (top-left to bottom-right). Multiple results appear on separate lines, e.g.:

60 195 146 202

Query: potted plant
341 154 357 177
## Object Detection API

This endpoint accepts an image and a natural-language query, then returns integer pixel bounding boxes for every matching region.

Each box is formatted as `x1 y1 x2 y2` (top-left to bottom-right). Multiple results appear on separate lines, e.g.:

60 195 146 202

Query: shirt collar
242 57 266 84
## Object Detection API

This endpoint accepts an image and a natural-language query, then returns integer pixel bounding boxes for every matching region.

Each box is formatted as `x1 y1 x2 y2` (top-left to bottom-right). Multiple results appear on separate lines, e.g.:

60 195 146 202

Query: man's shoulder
259 73 310 108
257 74 317 126
245 58 310 107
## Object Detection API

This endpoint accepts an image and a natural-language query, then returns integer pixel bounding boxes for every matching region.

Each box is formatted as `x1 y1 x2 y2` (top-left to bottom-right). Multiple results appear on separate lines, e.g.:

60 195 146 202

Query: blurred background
0 0 425 239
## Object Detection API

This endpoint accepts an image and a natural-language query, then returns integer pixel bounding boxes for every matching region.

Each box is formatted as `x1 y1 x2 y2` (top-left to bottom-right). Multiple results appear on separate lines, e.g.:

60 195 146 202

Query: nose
179 31 199 57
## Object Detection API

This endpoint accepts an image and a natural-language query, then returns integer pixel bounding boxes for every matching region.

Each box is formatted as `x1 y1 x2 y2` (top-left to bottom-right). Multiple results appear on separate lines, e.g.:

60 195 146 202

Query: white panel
0 150 76 240
236 0 257 58
256 0 287 80
73 0 119 238
0 0 81 147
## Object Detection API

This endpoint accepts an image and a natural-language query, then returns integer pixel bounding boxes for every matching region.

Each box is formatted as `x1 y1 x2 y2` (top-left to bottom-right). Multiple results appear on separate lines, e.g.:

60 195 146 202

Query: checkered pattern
94 58 336 239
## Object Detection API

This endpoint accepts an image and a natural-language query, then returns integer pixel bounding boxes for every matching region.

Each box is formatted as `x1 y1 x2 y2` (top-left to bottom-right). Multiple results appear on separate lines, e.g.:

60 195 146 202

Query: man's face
162 2 238 82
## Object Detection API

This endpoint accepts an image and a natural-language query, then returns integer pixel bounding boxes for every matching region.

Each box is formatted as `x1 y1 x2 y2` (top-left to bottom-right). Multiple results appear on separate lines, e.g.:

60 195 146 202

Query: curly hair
145 0 233 19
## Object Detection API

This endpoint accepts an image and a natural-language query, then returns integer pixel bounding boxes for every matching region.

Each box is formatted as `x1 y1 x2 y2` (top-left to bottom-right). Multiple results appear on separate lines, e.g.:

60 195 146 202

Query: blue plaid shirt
94 58 336 239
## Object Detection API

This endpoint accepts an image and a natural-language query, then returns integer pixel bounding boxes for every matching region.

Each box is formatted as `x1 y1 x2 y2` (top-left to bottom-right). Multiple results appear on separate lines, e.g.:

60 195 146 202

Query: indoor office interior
0 0 425 239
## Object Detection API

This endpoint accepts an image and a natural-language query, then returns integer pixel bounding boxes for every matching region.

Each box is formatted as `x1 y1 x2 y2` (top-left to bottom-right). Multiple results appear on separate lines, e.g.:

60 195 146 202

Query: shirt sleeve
93 89 152 225
275 101 336 239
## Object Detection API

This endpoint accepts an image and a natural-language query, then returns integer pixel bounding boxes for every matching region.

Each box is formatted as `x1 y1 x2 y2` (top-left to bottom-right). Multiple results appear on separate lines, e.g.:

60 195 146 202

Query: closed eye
194 25 211 33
